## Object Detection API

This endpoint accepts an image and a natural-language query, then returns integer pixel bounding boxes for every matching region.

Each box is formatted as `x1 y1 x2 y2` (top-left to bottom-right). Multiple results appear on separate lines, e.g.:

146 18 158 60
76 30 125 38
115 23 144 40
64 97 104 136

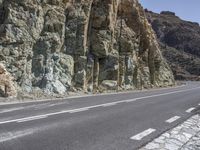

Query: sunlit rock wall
0 0 174 96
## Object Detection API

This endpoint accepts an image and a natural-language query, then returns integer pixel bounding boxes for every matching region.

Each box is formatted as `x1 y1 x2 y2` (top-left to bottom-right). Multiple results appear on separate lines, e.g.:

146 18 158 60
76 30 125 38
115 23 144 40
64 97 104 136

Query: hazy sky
139 0 200 23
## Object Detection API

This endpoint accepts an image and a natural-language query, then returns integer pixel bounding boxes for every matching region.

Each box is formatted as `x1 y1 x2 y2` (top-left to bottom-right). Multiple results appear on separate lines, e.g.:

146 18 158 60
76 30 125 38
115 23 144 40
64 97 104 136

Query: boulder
0 63 17 97
100 80 118 91
52 80 67 94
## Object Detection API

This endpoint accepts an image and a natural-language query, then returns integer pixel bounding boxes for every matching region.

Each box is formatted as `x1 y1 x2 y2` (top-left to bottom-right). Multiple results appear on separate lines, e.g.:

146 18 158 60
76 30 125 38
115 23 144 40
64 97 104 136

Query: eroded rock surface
0 0 174 96
0 63 17 97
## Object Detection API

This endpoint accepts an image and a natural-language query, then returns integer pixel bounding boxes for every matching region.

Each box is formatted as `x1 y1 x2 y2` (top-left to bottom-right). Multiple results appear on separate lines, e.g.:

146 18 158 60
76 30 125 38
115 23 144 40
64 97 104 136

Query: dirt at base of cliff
0 83 181 104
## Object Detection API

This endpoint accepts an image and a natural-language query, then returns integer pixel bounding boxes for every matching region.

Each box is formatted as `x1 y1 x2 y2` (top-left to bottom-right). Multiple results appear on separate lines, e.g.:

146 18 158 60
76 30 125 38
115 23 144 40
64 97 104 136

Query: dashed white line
0 87 200 125
130 128 156 140
186 107 195 113
165 116 181 123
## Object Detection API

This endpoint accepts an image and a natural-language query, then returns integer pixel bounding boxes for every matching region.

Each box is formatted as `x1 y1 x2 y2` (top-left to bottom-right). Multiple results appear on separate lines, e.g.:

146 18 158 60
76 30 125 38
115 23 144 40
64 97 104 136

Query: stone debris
0 63 17 97
140 115 200 150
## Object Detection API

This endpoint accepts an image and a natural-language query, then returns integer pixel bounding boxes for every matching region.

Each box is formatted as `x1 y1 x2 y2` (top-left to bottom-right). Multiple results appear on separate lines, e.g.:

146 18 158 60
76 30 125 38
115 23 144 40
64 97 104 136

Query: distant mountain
146 10 200 80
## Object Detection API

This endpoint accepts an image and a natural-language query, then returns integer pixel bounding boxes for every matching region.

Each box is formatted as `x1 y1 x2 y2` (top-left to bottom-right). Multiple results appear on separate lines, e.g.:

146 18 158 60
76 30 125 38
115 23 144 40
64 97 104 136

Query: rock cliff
146 10 200 80
0 0 174 97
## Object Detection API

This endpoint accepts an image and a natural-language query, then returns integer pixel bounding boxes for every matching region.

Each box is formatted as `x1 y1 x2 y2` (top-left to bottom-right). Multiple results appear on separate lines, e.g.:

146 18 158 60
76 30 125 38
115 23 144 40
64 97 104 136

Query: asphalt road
0 82 200 150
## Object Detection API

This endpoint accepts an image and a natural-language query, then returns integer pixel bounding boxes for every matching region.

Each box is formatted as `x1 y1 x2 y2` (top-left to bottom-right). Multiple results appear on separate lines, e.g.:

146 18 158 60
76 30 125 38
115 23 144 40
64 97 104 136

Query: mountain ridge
146 9 200 80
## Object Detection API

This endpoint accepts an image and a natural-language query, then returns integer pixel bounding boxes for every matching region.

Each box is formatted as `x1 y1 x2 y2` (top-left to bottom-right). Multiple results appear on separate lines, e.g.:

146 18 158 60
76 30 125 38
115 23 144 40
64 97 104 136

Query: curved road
0 82 200 150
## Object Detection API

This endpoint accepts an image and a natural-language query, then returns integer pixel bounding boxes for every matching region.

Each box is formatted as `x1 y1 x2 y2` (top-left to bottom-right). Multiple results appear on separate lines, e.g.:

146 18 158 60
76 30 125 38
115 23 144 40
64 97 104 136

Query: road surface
0 82 200 150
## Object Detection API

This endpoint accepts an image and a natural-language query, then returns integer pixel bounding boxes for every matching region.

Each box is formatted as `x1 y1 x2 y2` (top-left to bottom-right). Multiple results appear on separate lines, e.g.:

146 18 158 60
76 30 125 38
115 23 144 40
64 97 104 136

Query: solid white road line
0 87 200 125
165 116 181 123
68 108 89 113
102 102 118 107
0 115 48 124
130 128 156 140
186 107 195 113
17 115 48 123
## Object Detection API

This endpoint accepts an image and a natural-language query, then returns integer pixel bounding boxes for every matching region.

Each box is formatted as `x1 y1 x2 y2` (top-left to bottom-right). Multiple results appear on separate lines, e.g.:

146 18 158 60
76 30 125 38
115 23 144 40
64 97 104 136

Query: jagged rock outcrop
0 63 17 97
0 0 174 96
146 10 200 80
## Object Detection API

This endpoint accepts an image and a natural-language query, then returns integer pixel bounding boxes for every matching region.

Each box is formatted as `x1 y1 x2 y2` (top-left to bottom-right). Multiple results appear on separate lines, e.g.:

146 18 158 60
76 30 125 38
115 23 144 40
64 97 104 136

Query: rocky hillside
0 0 174 97
146 10 200 80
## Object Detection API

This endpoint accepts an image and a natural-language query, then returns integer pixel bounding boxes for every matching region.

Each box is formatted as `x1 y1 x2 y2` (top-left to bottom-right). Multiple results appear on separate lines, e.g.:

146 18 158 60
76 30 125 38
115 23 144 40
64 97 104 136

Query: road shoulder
140 114 200 150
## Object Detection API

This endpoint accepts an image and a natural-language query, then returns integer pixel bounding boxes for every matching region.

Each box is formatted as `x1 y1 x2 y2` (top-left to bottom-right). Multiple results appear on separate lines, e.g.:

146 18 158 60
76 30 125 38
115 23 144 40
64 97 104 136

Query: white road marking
125 99 134 103
0 115 48 124
130 128 156 140
198 103 200 106
186 107 195 113
0 122 61 143
68 108 89 113
0 117 15 123
102 102 118 107
0 130 34 142
165 116 181 123
0 87 200 125
17 115 48 123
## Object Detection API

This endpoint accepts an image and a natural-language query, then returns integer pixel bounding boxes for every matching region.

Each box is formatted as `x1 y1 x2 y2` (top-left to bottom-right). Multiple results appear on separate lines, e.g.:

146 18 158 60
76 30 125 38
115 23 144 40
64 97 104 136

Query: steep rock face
0 0 174 96
146 10 200 80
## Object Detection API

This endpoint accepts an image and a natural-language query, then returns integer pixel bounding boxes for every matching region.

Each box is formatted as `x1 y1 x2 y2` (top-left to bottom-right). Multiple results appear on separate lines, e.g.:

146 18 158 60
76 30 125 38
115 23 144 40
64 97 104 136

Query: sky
139 0 200 23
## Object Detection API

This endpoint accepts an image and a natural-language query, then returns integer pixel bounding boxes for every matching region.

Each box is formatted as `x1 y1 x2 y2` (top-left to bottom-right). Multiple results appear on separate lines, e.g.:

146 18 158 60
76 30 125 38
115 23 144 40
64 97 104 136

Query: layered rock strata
0 0 174 97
